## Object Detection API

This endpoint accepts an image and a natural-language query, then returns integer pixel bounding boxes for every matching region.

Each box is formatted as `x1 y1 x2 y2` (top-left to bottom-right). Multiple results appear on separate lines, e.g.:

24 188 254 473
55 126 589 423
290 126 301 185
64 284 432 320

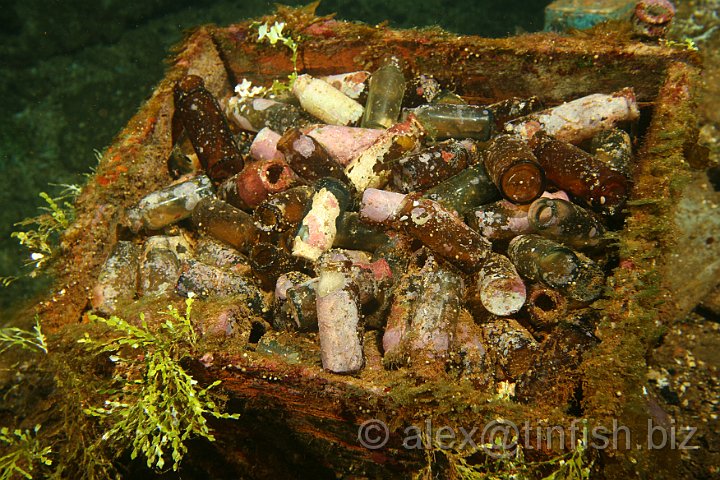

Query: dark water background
0 0 549 316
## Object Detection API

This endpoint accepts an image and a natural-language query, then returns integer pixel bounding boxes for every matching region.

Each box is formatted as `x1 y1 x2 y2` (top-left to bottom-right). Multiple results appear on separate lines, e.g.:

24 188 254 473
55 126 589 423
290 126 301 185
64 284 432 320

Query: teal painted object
544 0 636 31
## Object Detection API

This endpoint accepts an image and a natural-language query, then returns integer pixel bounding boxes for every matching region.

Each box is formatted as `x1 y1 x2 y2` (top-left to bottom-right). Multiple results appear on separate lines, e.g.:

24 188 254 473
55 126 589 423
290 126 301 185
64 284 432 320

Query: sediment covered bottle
390 139 479 193
483 134 545 204
292 178 352 262
219 158 297 210
292 74 364 126
531 132 629 215
507 234 604 302
91 241 140 316
250 242 312 290
126 175 214 233
332 212 389 252
252 185 314 237
361 56 406 130
480 318 539 380
316 259 364 373
344 115 425 191
276 128 347 183
249 127 284 163
227 96 312 133
382 254 463 372
590 128 634 179
176 259 268 315
191 196 259 255
485 96 543 128
527 197 606 249
285 277 319 332
475 252 526 316
505 88 640 144
173 75 244 182
194 237 253 277
318 71 370 101
467 191 569 240
360 189 493 273
304 125 383 167
273 271 313 331
139 235 191 297
525 283 568 331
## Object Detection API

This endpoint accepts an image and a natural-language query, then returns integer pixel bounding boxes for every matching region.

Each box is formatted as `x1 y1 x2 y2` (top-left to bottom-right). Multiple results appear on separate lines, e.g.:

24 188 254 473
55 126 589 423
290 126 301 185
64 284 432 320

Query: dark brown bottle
173 75 244 182
395 195 493 273
250 242 312 290
191 197 259 255
483 134 545 205
485 96 543 128
531 132 629 215
276 128 347 183
252 186 314 236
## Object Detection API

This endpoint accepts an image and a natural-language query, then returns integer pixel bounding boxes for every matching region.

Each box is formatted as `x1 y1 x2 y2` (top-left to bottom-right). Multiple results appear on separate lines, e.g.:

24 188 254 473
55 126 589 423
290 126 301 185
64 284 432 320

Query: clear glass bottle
126 175 214 233
361 56 406 129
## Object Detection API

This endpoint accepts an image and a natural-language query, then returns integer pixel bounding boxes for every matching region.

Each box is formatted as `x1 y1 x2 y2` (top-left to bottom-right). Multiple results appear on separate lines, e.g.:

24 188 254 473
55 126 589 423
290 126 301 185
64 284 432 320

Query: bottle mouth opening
535 204 556 227
500 160 546 205
539 250 578 287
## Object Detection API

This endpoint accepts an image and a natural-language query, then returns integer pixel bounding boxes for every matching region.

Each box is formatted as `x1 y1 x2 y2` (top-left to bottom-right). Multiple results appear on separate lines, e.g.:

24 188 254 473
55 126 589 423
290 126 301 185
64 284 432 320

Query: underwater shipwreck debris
30 8 711 478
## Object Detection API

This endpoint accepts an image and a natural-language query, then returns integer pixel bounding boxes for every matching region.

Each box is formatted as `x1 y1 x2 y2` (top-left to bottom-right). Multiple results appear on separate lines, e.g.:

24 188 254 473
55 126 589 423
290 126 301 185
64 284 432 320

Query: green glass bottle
411 104 493 140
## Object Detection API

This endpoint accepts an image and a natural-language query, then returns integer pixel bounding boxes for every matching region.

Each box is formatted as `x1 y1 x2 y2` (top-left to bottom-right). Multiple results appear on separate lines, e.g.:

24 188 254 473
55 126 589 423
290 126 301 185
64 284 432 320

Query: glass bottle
590 128 633 179
316 259 363 373
173 75 244 182
227 96 312 133
361 56 406 130
219 158 297 210
344 115 425 191
292 178 352 262
527 197 606 249
485 96 543 128
292 74 364 126
423 162 500 216
483 134 545 204
508 234 604 302
396 195 493 273
475 252 526 316
126 175 214 233
333 212 389 253
252 185 314 236
191 197 259 255
276 128 347 183
411 103 493 140
531 132 629 215
390 139 478 193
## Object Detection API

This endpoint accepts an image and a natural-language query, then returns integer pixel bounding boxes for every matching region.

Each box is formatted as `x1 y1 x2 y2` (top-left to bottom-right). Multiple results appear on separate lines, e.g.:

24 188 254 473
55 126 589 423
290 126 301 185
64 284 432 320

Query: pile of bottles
92 57 641 393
